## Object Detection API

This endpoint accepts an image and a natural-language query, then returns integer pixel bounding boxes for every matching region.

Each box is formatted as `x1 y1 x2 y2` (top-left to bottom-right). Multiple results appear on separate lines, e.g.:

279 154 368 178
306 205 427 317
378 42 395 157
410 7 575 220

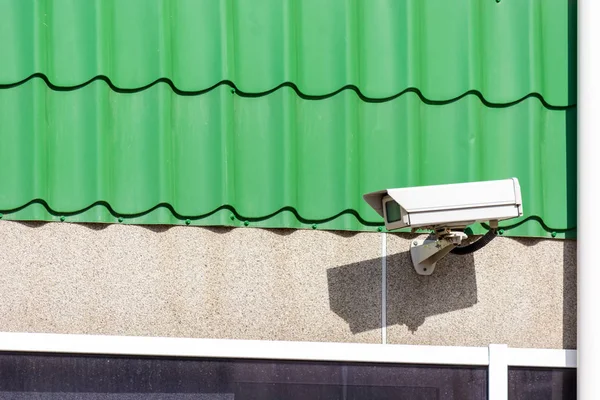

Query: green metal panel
0 0 575 106
0 80 576 238
0 0 577 238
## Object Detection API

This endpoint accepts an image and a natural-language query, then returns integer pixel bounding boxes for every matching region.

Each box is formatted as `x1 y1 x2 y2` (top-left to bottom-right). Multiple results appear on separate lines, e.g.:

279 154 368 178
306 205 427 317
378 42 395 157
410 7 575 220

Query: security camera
363 178 523 275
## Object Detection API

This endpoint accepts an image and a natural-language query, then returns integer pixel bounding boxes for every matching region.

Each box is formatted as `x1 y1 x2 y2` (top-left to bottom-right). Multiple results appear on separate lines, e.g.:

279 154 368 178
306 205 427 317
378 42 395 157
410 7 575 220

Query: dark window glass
0 352 487 399
508 367 576 400
385 200 402 222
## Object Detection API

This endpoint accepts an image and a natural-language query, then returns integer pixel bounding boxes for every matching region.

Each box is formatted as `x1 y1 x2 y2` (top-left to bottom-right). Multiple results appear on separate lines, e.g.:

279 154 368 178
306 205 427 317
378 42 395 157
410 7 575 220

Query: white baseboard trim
0 332 575 369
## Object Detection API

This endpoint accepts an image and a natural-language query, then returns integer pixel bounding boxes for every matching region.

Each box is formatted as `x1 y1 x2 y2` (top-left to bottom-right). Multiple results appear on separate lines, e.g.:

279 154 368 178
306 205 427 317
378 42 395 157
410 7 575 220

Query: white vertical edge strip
579 1 600 398
488 344 508 400
508 348 577 369
0 332 489 366
381 232 387 345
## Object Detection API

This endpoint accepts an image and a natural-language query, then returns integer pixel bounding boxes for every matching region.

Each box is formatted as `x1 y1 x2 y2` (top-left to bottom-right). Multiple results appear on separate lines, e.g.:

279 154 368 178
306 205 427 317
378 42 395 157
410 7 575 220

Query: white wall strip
488 344 508 400
579 0 600 397
381 232 387 345
0 333 578 371
0 332 489 366
507 348 577 369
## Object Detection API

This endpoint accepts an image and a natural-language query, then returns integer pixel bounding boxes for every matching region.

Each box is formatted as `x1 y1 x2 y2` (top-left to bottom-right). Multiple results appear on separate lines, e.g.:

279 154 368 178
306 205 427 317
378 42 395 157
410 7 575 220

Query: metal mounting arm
410 231 467 275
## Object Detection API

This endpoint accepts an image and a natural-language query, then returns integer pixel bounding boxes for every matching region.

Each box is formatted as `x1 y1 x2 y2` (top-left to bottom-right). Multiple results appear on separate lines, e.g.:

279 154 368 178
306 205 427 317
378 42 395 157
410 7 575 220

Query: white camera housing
363 178 523 275
363 178 523 231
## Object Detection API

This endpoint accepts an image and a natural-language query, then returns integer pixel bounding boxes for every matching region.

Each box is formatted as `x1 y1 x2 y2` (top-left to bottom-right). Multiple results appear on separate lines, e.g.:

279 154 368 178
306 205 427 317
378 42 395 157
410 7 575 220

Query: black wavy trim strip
480 217 575 234
1 198 380 226
0 73 576 110
0 199 577 234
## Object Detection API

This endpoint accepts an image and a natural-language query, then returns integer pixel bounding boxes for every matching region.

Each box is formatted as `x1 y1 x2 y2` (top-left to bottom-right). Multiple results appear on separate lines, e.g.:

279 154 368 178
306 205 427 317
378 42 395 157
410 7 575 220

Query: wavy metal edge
0 74 576 110
0 199 577 239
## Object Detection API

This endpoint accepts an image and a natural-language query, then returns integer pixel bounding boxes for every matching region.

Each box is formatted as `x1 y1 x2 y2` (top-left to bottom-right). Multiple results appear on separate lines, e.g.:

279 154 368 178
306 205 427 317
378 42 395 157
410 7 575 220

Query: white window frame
0 332 576 400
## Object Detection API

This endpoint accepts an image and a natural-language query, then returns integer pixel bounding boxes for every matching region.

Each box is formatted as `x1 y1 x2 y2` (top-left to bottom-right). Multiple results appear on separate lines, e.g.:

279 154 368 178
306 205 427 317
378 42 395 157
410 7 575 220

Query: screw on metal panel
413 241 418 245
118 217 124 223
185 219 191 225
230 214 235 221
377 226 383 232
312 224 317 230
496 0 500 3
498 228 504 235
231 89 235 94
244 220 249 226
60 216 65 222
551 231 557 238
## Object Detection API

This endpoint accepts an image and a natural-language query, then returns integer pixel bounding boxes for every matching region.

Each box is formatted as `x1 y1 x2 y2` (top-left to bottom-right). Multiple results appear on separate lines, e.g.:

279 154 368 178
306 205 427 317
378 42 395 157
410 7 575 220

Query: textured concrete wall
384 234 576 349
0 221 576 348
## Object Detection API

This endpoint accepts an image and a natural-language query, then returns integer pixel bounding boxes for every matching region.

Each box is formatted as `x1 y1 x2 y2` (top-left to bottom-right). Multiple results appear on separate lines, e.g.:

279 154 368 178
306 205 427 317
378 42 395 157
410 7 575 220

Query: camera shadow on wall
327 238 477 333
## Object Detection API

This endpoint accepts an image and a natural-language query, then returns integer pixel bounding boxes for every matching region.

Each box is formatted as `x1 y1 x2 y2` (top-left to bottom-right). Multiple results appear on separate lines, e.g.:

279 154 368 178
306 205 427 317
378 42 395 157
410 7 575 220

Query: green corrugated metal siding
0 0 576 238
0 0 575 105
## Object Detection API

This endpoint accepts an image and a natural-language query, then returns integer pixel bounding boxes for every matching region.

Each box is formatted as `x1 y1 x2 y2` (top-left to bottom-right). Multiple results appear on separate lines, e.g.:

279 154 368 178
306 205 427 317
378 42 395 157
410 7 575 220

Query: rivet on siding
377 226 383 232
229 214 235 221
244 220 249 226
231 89 235 94
118 217 124 223
498 228 504 235
59 216 65 222
551 231 557 238
312 224 317 230
185 219 191 225
496 0 500 3
413 241 418 245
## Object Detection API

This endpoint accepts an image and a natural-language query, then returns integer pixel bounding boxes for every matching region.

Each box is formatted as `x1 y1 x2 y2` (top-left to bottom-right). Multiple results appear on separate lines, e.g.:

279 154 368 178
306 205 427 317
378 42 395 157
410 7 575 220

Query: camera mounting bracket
410 230 468 275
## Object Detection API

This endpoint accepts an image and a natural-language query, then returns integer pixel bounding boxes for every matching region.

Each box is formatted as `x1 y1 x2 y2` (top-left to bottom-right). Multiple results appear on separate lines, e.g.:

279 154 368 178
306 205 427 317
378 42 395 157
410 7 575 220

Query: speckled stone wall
0 221 576 349
384 234 576 349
